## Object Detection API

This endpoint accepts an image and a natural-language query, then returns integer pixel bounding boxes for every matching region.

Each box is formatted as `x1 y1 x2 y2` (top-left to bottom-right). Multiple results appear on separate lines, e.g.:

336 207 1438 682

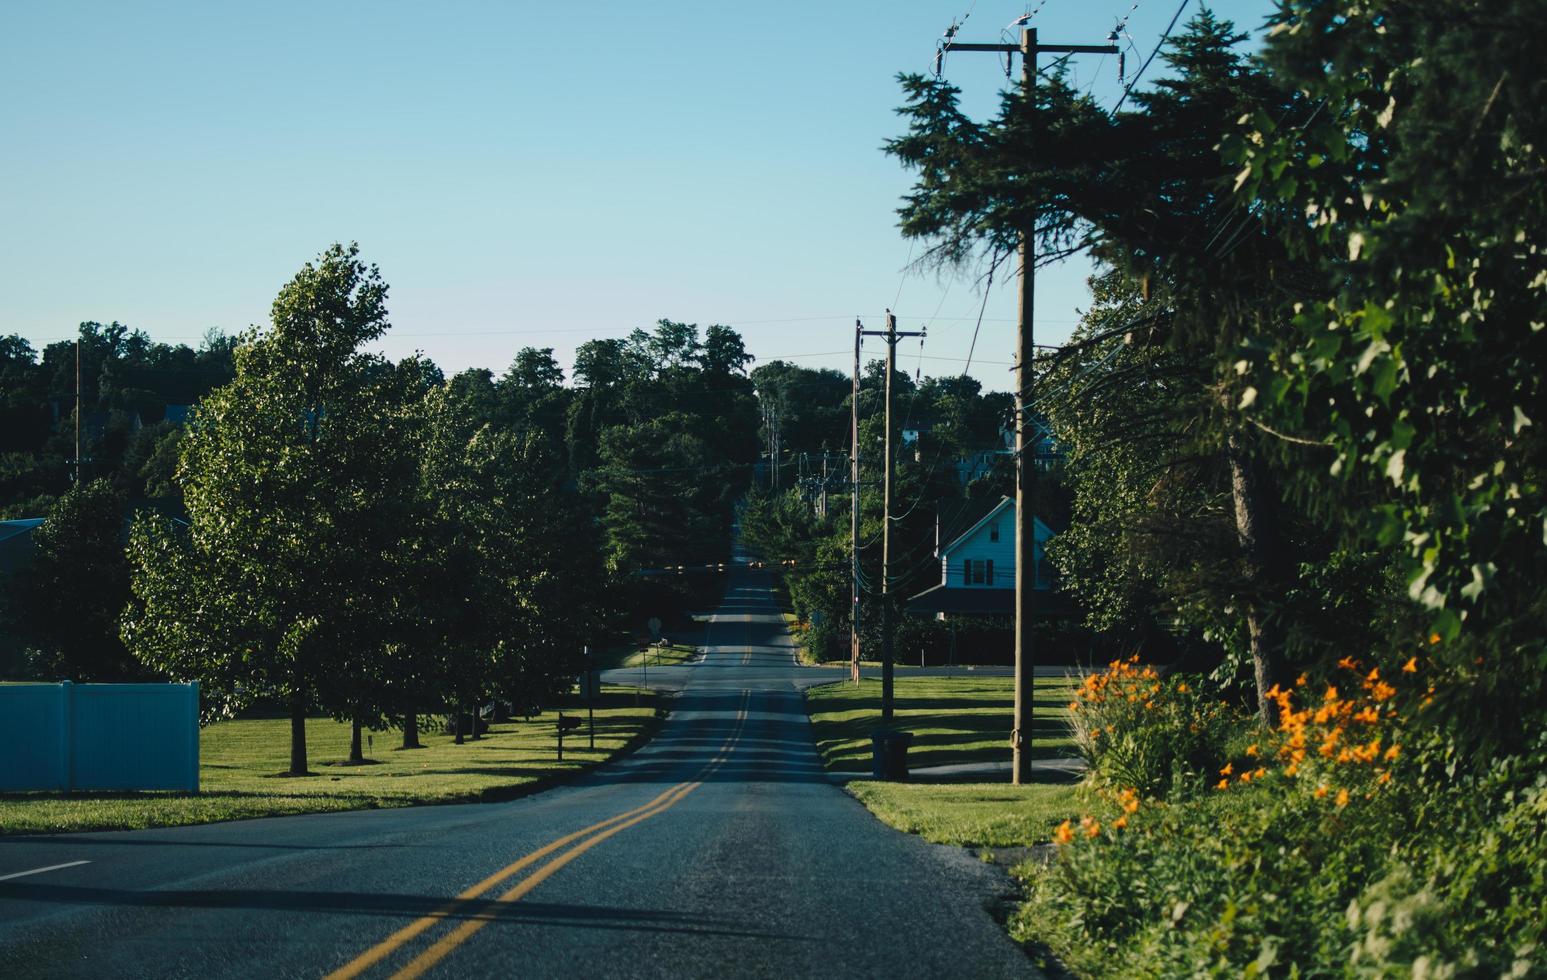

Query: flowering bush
1014 646 1547 977
1068 656 1235 799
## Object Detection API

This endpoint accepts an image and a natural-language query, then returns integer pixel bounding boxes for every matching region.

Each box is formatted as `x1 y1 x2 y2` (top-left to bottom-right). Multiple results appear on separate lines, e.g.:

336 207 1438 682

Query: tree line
1 244 759 774
740 357 1041 666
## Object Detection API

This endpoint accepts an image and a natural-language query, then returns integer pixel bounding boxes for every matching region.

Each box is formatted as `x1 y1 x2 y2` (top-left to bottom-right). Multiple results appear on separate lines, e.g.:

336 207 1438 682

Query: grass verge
804 675 1088 850
805 675 1079 771
594 643 698 670
0 685 661 836
847 780 1087 848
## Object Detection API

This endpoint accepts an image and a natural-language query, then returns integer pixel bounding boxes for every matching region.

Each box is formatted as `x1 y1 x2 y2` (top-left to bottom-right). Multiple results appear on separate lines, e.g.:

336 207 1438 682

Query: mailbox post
557 711 584 760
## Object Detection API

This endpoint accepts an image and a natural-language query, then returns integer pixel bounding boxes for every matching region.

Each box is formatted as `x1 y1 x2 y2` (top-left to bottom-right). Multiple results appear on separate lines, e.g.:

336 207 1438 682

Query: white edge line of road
0 860 91 882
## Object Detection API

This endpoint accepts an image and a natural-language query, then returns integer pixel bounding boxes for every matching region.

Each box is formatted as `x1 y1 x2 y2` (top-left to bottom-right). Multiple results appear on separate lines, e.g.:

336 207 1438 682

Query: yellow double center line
327 690 751 980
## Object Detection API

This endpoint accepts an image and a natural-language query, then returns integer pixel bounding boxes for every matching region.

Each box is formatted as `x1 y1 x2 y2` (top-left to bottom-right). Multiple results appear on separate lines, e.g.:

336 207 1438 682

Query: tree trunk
453 703 464 745
1228 429 1287 726
288 689 309 776
349 715 364 764
468 701 481 741
402 712 421 749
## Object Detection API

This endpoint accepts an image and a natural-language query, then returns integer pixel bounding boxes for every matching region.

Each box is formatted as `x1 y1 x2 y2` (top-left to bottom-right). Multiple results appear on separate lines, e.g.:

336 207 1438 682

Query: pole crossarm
944 42 1117 55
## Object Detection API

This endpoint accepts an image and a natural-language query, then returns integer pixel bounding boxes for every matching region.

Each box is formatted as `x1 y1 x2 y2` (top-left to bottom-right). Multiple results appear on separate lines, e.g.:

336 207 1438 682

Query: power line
1112 0 1189 112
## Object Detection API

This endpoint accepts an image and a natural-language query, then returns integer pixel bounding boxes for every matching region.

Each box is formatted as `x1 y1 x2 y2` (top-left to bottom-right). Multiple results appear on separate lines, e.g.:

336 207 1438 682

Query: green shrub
1015 657 1547 977
1069 657 1238 799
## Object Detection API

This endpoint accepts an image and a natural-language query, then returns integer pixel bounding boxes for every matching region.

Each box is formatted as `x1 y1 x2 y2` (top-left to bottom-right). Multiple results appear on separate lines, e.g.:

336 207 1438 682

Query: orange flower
1245 744 1259 757
1068 701 1080 713
1384 744 1401 761
1371 681 1397 702
1053 820 1074 845
1215 778 1230 790
1402 657 1418 673
1176 682 1189 693
1338 656 1359 670
1113 815 1128 830
1377 770 1392 785
1314 785 1329 798
1080 816 1101 838
1324 685 1340 702
1335 788 1350 807
1295 673 1309 687
1239 770 1253 783
1366 667 1381 684
1429 632 1441 645
1220 762 1234 776
1354 706 1380 724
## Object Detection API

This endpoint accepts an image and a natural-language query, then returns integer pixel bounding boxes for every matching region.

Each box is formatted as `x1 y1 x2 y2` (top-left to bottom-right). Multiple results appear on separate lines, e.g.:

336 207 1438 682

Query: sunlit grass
593 643 698 670
0 686 659 835
805 675 1079 772
805 675 1085 848
847 780 1089 848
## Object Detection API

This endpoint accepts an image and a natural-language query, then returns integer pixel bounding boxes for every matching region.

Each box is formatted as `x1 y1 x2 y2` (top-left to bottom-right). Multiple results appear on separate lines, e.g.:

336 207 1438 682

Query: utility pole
862 311 924 721
944 25 1116 783
853 317 866 684
74 337 81 485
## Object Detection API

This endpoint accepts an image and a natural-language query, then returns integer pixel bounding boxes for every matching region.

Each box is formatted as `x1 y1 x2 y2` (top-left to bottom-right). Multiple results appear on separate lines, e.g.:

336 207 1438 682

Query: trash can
870 729 914 781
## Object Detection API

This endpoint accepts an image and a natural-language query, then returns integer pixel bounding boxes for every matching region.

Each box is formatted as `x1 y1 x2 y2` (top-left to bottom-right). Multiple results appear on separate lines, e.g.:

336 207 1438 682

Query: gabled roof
938 497 1050 557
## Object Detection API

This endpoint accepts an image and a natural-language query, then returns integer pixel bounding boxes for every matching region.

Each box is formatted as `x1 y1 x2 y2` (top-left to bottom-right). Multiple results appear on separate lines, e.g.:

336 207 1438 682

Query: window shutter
963 559 970 586
986 559 994 585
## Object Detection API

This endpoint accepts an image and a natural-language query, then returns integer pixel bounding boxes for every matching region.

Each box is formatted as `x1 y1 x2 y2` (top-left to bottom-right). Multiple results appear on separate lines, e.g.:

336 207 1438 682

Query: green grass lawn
593 642 698 670
847 781 1089 848
0 686 660 836
805 675 1088 849
804 675 1079 772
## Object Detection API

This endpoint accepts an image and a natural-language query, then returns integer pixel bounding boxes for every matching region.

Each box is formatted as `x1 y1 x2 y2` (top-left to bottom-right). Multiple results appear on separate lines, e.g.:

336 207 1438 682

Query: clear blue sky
1 1 1275 391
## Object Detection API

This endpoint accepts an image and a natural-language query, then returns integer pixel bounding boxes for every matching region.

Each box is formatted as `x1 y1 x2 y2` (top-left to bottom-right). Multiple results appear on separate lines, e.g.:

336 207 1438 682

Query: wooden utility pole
853 318 866 681
862 311 924 721
944 26 1116 783
74 337 81 485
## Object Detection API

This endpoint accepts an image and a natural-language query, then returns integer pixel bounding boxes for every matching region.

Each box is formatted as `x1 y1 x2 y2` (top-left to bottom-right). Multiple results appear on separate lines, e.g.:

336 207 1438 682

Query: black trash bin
870 729 914 781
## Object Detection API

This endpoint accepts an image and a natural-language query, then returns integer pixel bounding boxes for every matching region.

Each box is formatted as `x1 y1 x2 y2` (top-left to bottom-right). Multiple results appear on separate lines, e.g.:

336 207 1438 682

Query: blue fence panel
0 682 198 792
72 684 199 792
0 684 68 791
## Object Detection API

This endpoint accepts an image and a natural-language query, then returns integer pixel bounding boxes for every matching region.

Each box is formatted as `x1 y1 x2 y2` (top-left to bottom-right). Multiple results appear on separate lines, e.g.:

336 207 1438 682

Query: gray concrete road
0 560 1041 978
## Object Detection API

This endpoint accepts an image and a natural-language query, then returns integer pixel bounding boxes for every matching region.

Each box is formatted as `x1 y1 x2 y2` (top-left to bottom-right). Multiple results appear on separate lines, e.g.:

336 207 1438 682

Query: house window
989 522 999 542
969 559 987 585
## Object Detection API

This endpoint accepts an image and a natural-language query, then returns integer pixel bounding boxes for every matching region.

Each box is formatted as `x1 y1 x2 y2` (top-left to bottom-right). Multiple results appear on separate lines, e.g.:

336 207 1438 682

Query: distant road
0 550 1039 978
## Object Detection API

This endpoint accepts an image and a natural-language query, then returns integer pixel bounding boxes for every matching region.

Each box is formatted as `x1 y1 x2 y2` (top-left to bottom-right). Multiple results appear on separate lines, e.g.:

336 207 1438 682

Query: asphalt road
0 558 1040 979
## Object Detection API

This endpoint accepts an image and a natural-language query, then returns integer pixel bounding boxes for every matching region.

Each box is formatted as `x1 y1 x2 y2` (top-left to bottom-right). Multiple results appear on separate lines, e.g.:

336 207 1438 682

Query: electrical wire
1112 0 1190 112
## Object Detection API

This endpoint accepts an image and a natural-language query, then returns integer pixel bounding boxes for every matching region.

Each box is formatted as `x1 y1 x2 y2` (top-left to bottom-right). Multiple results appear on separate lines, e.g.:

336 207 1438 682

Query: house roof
938 497 1050 557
